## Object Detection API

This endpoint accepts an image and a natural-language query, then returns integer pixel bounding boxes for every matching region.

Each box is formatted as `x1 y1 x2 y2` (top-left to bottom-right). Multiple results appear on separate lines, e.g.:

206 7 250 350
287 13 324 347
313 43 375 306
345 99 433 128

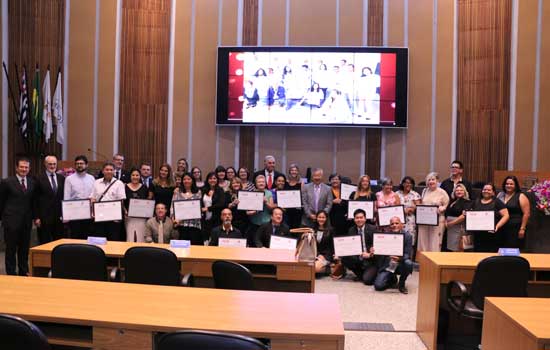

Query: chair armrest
109 267 120 282
446 280 469 313
48 270 52 278
181 273 194 287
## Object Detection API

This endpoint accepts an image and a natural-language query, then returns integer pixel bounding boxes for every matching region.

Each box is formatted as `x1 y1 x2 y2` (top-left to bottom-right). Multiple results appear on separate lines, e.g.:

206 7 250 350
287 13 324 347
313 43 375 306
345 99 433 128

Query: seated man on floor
340 209 378 285
373 216 413 294
209 208 244 246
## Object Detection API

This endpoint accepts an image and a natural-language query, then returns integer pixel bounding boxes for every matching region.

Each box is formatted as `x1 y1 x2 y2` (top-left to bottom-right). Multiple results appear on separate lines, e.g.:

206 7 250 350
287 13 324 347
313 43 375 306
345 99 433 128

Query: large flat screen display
216 46 408 128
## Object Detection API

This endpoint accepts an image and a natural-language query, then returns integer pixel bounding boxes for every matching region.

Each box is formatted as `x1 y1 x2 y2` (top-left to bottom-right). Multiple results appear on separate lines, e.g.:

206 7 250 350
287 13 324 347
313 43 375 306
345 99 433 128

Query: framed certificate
269 235 297 250
347 200 374 220
128 199 155 218
333 235 363 257
373 233 404 256
237 191 264 211
276 190 302 208
415 205 439 226
378 205 405 226
340 183 357 201
219 238 247 248
465 211 495 231
62 199 92 221
173 199 202 221
93 200 123 222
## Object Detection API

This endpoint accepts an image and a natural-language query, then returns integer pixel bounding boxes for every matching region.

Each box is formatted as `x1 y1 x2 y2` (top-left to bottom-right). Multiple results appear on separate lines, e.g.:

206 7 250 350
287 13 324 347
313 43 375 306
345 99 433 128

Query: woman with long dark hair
172 173 203 245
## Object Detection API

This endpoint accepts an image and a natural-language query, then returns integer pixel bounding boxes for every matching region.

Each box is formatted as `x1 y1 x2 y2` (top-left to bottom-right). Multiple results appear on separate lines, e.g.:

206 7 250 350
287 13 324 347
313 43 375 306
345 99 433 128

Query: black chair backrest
51 244 108 281
124 246 181 286
470 256 530 309
212 260 254 291
157 330 268 350
0 314 50 350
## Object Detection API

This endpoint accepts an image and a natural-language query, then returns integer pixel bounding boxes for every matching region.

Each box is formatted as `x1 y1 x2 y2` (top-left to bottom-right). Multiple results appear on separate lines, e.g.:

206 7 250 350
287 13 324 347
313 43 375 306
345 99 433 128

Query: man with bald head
34 154 66 243
209 208 244 246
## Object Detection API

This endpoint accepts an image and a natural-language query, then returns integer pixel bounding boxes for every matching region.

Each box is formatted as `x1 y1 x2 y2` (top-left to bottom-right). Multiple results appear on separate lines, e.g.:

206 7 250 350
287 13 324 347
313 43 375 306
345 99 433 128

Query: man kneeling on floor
373 216 413 294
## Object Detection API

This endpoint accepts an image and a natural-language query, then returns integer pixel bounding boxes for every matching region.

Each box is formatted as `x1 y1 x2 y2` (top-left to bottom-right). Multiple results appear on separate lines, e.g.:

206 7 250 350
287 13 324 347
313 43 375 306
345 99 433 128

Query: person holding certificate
172 173 203 245
444 184 472 251
470 183 509 252
301 168 333 227
396 176 421 248
91 162 126 241
496 176 530 249
375 178 401 230
201 172 226 242
350 175 377 223
247 175 276 247
209 208 244 246
328 173 349 236
311 211 336 275
255 207 291 248
144 203 178 243
225 178 250 235
373 217 413 294
417 172 449 252
63 155 95 239
124 168 149 242
285 164 303 229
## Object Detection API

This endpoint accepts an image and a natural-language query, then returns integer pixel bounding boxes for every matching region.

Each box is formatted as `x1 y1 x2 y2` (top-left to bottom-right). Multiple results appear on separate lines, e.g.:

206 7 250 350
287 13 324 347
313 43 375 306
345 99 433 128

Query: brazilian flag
31 66 43 137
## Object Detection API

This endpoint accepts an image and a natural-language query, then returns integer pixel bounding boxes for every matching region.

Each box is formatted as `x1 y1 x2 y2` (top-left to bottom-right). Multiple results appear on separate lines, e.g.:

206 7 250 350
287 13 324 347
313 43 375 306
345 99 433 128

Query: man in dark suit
0 157 38 275
373 217 413 294
209 208 244 246
139 162 153 189
34 155 66 244
255 207 291 248
440 160 474 199
339 208 378 285
253 155 282 190
97 154 130 183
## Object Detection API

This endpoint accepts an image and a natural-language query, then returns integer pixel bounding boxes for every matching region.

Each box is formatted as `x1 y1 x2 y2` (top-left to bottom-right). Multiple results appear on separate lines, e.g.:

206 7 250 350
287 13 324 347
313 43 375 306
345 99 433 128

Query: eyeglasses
450 166 461 169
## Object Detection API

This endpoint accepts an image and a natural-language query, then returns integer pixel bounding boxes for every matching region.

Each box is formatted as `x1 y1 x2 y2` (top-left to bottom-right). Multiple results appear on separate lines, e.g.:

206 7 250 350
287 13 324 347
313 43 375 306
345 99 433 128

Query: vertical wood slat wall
457 0 512 182
118 0 171 172
8 0 64 173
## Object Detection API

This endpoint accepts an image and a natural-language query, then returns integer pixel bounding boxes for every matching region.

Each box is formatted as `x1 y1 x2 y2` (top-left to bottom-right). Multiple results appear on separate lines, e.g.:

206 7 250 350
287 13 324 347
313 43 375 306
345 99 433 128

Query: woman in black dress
312 210 335 275
285 164 303 229
148 163 176 216
124 168 149 242
444 183 472 251
496 176 530 249
349 174 377 231
328 173 349 236
201 171 226 242
470 183 509 252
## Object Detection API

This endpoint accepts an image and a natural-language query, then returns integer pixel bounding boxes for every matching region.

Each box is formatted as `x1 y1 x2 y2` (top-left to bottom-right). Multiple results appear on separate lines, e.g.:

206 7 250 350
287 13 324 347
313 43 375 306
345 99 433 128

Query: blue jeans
374 259 413 291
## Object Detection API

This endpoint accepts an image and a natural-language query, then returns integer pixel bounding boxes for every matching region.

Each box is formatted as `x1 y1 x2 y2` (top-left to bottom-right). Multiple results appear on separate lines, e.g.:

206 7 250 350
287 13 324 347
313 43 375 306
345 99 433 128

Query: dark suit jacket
345 225 374 252
377 231 413 271
252 169 283 190
34 172 65 225
141 176 153 190
209 225 244 246
255 221 291 248
97 169 131 183
0 176 37 229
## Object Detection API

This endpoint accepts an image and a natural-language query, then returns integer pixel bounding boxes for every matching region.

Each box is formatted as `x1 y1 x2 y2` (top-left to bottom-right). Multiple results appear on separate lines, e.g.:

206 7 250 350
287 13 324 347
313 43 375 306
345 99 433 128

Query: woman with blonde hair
148 163 176 216
417 172 450 251
444 183 472 251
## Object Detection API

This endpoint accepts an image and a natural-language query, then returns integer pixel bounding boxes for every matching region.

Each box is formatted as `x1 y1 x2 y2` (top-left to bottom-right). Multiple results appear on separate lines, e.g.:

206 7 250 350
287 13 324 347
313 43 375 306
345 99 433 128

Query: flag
53 70 64 144
18 67 29 139
42 69 53 142
31 66 43 137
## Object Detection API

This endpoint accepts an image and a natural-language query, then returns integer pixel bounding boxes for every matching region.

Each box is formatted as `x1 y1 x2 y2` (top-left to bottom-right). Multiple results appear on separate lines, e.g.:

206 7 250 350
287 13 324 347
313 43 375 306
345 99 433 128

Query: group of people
0 154 531 294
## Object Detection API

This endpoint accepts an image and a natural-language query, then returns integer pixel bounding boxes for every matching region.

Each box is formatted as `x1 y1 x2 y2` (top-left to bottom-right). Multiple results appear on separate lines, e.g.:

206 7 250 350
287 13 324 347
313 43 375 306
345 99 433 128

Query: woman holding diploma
172 173 203 245
444 184 472 251
201 172 226 243
225 178 249 236
246 175 276 246
375 177 401 208
124 168 149 242
329 173 349 236
417 172 449 252
396 176 421 245
470 183 509 252
149 164 175 216
350 174 378 227
285 164 303 229
496 176 530 249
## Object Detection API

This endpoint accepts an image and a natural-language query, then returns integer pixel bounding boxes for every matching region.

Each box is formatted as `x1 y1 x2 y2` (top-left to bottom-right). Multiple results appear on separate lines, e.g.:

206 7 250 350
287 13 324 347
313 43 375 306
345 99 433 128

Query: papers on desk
340 183 357 201
127 199 155 218
276 190 302 208
237 191 265 211
373 233 404 256
269 235 297 250
377 205 405 226
465 210 495 231
62 199 92 221
415 205 439 226
219 238 247 248
347 200 374 220
173 199 202 221
333 235 363 257
93 200 123 222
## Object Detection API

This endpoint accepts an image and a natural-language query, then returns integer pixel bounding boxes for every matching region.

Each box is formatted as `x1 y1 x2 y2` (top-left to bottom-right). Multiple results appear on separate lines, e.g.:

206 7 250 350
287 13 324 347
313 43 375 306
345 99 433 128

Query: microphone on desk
87 148 109 161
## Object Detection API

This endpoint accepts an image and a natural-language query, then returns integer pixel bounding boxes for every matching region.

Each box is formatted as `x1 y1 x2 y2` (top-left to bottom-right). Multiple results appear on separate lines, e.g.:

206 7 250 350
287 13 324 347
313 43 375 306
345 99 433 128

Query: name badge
87 236 107 245
170 240 191 248
498 248 520 256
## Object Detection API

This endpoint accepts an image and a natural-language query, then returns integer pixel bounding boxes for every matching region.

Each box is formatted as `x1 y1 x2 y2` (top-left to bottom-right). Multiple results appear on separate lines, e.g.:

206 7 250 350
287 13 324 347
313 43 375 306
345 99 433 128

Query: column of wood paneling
457 0 511 182
118 0 171 171
538 0 550 171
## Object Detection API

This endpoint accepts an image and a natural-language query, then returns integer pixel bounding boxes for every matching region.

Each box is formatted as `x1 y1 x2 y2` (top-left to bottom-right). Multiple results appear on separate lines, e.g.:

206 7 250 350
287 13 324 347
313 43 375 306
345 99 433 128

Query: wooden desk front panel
93 327 152 350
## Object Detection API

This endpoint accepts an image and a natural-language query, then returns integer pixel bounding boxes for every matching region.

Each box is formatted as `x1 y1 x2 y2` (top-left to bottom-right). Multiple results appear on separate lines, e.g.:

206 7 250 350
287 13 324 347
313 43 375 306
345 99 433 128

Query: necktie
267 173 273 189
158 221 164 244
21 178 27 192
359 228 366 252
50 174 57 193
313 185 320 212
116 170 120 179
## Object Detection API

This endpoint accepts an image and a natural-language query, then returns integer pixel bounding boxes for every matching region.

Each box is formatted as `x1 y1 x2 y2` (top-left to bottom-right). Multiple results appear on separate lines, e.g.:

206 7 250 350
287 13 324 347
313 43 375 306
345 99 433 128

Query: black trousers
68 219 95 239
341 256 378 285
37 220 65 244
4 223 32 276
94 221 122 241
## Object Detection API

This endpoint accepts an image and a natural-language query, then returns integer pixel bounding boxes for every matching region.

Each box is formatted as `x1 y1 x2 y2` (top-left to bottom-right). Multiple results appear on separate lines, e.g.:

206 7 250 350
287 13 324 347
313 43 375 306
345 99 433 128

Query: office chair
0 314 50 350
212 260 254 291
157 330 268 350
51 243 117 281
123 246 193 286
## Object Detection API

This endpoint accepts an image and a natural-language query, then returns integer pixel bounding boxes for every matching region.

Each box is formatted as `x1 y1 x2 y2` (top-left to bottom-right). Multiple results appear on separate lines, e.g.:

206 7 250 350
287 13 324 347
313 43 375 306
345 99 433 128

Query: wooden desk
0 275 344 350
29 239 315 293
416 252 550 350
482 298 550 350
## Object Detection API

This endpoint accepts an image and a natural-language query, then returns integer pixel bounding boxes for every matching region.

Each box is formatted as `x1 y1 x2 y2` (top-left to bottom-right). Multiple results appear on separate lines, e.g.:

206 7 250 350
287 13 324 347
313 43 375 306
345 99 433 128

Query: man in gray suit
301 168 333 227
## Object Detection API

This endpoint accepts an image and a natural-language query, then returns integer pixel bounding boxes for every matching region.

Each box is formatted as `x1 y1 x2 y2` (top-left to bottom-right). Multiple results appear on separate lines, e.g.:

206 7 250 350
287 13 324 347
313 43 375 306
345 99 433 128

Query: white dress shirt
64 172 95 200
91 177 126 202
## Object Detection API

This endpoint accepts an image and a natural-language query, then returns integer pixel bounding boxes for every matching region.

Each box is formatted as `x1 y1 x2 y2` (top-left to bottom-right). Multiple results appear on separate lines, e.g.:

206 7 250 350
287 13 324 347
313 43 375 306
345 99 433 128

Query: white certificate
276 190 302 208
465 211 495 231
340 183 357 201
333 235 364 257
93 200 123 222
128 199 155 218
415 205 439 226
269 235 297 250
373 233 404 256
348 200 374 220
62 199 92 221
219 238 247 248
237 191 264 211
378 205 405 226
173 199 202 221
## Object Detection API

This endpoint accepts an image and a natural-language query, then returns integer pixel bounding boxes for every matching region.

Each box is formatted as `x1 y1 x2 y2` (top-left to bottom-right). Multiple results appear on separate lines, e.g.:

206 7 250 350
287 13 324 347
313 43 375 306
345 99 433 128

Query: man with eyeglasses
440 160 474 199
97 154 130 183
64 155 96 239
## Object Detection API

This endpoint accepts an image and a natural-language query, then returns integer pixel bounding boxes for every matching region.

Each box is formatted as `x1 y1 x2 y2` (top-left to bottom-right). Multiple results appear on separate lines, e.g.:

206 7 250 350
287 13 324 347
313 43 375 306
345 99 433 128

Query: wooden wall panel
339 0 363 46
538 2 550 171
261 0 286 46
